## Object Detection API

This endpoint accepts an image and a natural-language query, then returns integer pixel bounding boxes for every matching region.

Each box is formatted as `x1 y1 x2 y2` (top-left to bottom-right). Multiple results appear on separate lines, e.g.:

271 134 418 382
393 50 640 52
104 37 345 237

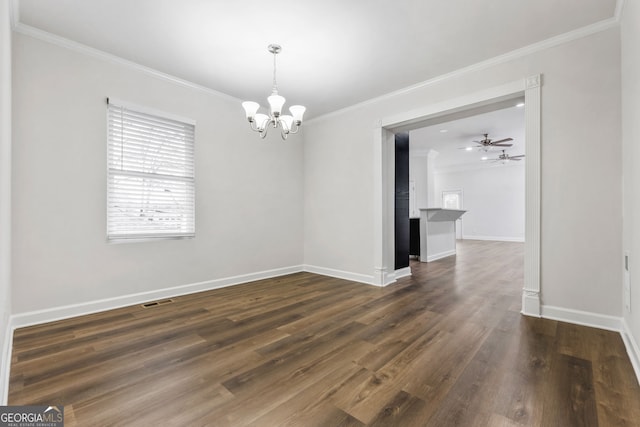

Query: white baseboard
622 319 640 386
541 305 640 386
521 290 541 317
303 265 377 286
0 316 12 405
394 266 412 280
425 249 456 262
541 305 623 332
11 265 305 329
6 268 638 397
462 235 525 243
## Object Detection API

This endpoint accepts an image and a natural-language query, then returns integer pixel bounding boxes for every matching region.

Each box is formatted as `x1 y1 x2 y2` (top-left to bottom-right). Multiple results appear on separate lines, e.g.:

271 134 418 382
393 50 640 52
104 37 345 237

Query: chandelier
242 44 306 140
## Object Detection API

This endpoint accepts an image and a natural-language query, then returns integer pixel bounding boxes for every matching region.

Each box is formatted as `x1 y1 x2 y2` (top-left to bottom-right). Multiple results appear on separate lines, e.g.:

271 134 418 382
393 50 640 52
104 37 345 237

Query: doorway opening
374 76 541 317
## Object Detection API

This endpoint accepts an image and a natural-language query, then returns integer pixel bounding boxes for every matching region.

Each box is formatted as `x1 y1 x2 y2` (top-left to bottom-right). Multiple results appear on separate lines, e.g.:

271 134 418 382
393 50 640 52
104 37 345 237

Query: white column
0 0 12 405
522 74 542 317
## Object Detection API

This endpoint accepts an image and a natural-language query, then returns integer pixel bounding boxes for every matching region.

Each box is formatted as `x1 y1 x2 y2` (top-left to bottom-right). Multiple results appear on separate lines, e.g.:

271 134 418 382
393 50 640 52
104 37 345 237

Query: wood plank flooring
9 240 640 426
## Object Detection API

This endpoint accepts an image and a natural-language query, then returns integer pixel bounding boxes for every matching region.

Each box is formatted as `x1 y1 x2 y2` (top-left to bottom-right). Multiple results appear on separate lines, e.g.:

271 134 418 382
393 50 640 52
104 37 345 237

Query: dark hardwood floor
9 240 640 426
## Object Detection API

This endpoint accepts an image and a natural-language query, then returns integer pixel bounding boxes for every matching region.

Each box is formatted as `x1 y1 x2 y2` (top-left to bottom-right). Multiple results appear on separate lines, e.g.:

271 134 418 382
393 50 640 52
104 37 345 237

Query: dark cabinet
410 218 420 256
395 133 410 270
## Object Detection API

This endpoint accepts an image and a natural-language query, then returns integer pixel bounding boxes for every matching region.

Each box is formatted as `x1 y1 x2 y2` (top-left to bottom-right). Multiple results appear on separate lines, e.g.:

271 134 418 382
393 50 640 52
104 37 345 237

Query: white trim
7 3 621 127
382 80 524 131
107 97 196 126
1 0 13 407
307 17 618 125
463 235 525 243
10 265 303 329
372 126 395 287
425 249 457 263
621 319 640 386
615 0 626 21
303 265 377 287
3 273 639 396
522 75 542 317
522 290 541 318
8 1 18 29
11 23 240 104
541 305 623 332
539 306 640 386
0 318 12 405
375 76 540 319
394 266 412 280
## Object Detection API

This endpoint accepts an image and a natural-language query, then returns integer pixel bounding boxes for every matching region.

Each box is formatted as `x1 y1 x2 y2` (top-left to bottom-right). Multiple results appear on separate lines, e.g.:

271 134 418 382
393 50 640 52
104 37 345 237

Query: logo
0 406 64 427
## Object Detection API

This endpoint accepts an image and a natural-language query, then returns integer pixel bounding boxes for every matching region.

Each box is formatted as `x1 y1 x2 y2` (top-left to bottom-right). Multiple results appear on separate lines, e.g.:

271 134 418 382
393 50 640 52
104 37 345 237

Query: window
107 99 195 240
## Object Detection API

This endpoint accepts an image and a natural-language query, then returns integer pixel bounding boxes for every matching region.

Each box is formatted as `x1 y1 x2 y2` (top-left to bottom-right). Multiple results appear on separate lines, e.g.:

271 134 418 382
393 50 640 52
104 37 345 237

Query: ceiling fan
472 133 513 151
487 150 525 163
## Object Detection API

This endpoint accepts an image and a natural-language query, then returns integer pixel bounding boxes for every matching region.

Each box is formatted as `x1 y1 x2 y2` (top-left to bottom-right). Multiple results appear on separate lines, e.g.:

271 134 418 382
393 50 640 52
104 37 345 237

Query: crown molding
9 0 624 122
307 15 620 125
11 22 241 104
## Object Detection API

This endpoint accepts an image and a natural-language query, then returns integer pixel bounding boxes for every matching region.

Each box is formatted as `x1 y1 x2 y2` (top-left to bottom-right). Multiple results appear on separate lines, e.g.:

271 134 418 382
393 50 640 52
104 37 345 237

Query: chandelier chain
272 51 278 94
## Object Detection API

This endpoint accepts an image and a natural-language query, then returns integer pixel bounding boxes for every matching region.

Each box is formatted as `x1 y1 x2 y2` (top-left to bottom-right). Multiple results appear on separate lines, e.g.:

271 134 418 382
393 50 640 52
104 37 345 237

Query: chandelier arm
287 123 301 134
259 117 276 138
280 119 290 134
249 119 261 133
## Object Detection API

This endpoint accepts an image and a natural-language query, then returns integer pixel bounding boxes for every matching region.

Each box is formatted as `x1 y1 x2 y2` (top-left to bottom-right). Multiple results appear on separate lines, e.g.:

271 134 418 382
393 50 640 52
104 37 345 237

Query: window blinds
107 100 195 240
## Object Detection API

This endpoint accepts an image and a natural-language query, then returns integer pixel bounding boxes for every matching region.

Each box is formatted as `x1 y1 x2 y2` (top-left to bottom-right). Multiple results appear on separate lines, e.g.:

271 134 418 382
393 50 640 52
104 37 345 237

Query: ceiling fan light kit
489 149 525 164
242 44 306 140
472 133 514 151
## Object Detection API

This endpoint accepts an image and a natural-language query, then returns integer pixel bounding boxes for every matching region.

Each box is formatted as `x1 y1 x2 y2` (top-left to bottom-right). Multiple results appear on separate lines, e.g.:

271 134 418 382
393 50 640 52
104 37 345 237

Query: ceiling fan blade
493 143 513 147
511 158 522 161
491 138 513 144
510 155 525 159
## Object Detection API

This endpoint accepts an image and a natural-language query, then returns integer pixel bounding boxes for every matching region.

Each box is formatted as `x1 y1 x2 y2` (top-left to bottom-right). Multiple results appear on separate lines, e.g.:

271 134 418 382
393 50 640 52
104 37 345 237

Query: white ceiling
410 100 525 170
14 0 617 119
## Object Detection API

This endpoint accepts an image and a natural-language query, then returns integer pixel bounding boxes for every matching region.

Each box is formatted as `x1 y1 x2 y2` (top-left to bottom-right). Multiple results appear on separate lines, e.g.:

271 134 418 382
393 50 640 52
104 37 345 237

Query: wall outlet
624 251 631 313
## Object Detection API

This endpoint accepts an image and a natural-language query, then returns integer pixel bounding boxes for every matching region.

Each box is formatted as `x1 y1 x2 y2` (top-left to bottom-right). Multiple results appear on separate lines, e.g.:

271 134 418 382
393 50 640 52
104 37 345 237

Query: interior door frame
373 75 541 317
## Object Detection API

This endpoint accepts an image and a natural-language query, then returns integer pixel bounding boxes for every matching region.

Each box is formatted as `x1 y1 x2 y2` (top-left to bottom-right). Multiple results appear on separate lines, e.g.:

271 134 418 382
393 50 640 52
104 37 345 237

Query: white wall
304 27 621 316
410 150 438 211
409 153 428 216
621 0 640 370
0 0 13 405
434 163 525 241
11 33 304 316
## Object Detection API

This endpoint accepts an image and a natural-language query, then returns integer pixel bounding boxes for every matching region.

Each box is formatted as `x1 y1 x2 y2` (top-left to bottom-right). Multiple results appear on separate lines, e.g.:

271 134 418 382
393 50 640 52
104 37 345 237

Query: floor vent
141 299 174 308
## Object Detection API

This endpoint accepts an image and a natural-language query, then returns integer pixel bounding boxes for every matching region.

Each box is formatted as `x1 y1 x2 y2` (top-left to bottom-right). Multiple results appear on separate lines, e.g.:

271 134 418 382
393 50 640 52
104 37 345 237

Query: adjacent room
1 0 640 425
410 100 526 243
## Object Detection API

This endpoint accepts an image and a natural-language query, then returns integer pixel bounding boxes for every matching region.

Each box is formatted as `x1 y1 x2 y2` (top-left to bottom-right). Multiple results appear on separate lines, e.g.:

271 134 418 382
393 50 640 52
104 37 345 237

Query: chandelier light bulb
254 114 269 131
280 115 294 133
241 44 305 140
242 101 260 121
267 94 286 117
289 105 306 124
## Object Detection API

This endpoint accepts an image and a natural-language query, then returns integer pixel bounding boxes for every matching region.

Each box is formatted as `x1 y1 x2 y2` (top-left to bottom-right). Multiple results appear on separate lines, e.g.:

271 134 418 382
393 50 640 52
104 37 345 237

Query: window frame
106 98 196 242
